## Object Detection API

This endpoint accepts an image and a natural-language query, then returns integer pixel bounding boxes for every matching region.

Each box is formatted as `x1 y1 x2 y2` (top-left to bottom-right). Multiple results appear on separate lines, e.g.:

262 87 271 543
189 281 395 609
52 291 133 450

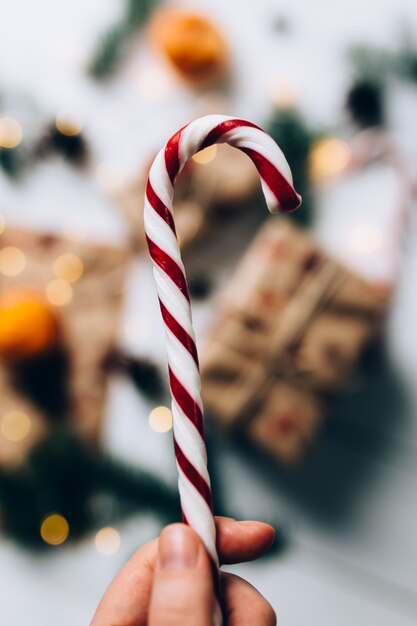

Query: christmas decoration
35 119 89 166
200 218 389 465
115 142 262 251
0 110 89 178
0 428 180 549
0 116 23 150
0 115 24 178
144 114 300 622
88 0 160 79
349 33 417 84
0 145 22 178
346 32 417 130
0 226 131 462
0 289 60 364
268 107 320 227
345 79 385 129
148 7 228 85
308 136 351 184
0 226 190 548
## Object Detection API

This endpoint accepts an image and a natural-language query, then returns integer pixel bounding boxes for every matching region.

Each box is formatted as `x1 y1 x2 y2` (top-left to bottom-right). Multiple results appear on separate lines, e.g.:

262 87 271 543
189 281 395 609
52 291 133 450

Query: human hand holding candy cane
92 517 277 626
92 115 300 626
144 115 300 623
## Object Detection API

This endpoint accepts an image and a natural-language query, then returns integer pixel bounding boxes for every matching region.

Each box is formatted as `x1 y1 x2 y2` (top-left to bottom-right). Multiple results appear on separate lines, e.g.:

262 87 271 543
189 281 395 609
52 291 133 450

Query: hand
91 516 276 625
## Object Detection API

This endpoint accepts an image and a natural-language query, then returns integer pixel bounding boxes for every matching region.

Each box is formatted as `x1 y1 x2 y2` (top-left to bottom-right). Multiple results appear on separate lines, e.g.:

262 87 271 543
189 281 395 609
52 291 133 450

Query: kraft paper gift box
0 227 130 467
200 218 388 464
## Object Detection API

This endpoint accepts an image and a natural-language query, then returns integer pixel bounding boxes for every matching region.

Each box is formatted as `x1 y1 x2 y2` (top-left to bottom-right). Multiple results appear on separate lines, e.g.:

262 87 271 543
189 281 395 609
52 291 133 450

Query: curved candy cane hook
144 115 301 622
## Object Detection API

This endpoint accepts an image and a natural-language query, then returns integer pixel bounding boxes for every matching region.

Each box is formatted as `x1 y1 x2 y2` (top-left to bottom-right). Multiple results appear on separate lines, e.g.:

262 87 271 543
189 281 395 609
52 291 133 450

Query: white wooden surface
0 1 417 624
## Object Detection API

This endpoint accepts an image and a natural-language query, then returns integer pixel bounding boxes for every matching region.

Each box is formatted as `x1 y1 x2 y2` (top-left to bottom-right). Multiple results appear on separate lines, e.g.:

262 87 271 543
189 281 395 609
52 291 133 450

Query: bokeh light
55 112 83 136
149 406 173 433
53 253 84 283
0 410 31 442
0 247 26 276
0 117 23 148
40 514 70 546
45 279 73 306
309 137 351 183
192 144 217 164
94 527 121 555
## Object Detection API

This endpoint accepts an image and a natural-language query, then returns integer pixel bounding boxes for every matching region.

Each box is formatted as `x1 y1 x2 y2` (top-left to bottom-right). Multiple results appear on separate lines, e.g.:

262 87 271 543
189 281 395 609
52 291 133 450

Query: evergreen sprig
88 0 160 80
0 428 180 549
268 108 320 227
0 146 23 178
349 32 417 84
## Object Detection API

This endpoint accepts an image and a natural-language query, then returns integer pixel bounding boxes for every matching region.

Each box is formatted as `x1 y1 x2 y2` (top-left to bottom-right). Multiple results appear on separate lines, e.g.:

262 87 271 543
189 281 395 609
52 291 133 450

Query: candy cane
144 115 301 621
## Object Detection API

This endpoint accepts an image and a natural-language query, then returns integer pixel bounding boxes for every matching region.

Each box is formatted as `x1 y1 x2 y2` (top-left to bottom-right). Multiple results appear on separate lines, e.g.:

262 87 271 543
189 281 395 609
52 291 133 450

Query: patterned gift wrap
200 218 389 464
0 227 130 467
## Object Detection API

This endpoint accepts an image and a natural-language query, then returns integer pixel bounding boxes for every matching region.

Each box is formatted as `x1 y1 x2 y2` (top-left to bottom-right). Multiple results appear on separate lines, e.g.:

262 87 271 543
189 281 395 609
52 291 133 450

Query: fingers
223 572 277 626
90 537 158 626
215 517 275 564
148 524 214 626
90 517 275 626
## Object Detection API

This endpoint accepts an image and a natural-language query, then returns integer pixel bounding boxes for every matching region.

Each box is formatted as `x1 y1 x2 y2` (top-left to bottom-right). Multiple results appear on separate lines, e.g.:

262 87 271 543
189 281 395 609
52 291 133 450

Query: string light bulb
309 137 351 183
95 527 121 555
0 247 26 276
46 279 73 306
0 117 23 149
53 253 84 283
40 514 70 546
55 112 83 137
0 410 31 442
149 406 173 433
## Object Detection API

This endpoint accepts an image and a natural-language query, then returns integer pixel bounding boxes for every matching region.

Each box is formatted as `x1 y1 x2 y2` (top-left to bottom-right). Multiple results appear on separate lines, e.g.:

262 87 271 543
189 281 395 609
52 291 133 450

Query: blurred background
1 0 417 624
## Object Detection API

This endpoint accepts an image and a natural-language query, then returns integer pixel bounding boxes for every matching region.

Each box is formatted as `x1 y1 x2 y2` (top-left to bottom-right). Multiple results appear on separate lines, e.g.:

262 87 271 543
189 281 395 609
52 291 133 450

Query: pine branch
268 108 318 228
0 428 179 549
88 0 160 80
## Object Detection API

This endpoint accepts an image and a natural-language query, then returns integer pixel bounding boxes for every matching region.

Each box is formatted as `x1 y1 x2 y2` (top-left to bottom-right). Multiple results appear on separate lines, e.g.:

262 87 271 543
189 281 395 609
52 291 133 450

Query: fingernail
238 520 274 529
158 525 199 570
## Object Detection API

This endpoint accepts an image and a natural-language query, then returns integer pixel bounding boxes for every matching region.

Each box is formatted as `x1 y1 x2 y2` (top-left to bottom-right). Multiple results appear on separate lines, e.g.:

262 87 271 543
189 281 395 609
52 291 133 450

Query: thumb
148 524 215 626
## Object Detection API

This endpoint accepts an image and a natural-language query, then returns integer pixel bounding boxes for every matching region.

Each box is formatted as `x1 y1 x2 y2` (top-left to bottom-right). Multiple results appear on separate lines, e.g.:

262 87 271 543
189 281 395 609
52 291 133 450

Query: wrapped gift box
248 382 323 465
200 218 389 464
0 227 130 467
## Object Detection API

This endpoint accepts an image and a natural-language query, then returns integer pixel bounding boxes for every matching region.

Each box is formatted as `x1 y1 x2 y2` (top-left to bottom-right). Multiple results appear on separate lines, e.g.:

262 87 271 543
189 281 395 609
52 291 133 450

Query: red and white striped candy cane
144 115 301 621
